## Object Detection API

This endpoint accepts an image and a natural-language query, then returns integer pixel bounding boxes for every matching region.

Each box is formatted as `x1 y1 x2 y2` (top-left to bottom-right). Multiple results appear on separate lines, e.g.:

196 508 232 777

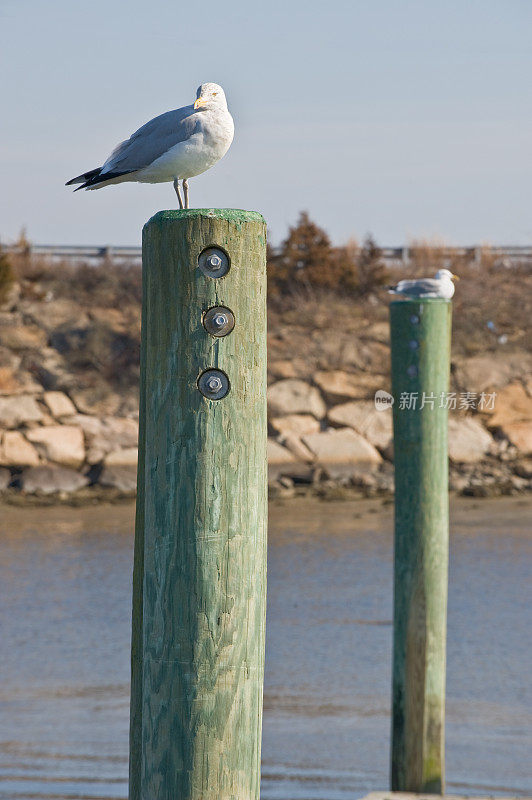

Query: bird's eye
213 92 218 96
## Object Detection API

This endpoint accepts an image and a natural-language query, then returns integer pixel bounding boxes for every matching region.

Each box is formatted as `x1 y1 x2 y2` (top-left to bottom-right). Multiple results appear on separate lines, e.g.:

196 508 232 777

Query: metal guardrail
3 243 532 266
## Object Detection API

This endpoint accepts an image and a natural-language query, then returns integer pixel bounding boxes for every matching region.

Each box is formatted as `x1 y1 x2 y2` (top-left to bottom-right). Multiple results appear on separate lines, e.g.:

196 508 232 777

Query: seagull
388 268 459 300
66 82 234 209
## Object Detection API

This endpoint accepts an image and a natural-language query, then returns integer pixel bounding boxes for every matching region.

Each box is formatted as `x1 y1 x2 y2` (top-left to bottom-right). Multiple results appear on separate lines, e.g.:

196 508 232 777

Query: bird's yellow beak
194 97 207 110
452 273 460 281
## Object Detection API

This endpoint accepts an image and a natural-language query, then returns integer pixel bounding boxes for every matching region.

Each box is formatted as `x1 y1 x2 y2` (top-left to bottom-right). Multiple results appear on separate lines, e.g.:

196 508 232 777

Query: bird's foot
183 179 190 209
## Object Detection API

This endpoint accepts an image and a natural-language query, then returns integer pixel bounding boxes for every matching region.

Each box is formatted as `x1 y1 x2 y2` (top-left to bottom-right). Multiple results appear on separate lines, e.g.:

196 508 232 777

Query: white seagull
66 82 234 209
388 268 459 300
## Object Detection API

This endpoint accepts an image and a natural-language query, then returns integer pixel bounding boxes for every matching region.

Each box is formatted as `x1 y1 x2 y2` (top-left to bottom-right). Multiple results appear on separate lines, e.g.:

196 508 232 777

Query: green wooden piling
390 298 452 794
129 209 268 800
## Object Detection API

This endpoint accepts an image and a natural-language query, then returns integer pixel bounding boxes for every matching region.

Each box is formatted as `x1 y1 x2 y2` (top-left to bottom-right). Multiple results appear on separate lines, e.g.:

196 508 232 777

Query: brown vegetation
3 214 531 396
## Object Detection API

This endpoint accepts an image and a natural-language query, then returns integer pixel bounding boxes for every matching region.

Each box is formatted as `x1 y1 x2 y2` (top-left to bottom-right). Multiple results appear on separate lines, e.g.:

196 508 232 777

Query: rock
0 345 21 370
328 401 393 452
117 393 140 418
27 347 73 392
314 370 387 402
0 431 40 466
0 395 43 428
42 391 77 418
302 428 382 479
499 421 532 455
0 366 42 396
268 359 299 379
0 281 21 311
267 438 312 482
21 464 89 495
363 321 390 343
104 447 138 466
448 417 494 463
0 324 47 350
65 415 139 464
513 459 532 478
267 379 326 419
511 475 530 492
268 438 295 464
24 298 90 332
26 425 85 468
70 386 122 417
270 414 321 438
0 467 11 490
98 465 137 493
279 434 315 463
449 471 471 493
454 353 532 393
89 307 130 332
487 382 532 427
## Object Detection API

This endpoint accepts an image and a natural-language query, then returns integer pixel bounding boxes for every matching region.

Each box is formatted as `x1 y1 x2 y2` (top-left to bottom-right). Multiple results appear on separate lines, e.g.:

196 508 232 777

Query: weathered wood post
129 209 268 800
389 298 452 794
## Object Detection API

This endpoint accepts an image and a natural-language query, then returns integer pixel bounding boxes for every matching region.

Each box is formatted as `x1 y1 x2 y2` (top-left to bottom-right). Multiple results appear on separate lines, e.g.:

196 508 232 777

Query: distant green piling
129 209 268 800
389 298 452 794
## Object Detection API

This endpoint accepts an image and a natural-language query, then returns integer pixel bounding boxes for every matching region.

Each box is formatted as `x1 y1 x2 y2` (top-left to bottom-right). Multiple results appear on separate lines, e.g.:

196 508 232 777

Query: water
1 497 530 800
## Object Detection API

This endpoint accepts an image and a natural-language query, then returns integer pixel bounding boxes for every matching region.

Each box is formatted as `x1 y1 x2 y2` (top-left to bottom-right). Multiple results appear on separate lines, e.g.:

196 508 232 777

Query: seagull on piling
388 268 459 300
66 83 234 209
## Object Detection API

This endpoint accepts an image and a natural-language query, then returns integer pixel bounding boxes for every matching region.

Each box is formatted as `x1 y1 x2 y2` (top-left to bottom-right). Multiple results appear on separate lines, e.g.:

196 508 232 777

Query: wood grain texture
129 209 268 800
389 299 452 794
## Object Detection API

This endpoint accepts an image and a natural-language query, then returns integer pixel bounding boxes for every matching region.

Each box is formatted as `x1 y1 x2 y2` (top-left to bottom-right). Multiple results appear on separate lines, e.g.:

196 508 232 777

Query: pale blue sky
1 0 531 246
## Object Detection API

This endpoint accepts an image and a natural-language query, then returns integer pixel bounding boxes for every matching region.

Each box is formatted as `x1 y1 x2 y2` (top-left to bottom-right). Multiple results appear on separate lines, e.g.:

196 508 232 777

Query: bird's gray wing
100 105 200 175
394 278 440 296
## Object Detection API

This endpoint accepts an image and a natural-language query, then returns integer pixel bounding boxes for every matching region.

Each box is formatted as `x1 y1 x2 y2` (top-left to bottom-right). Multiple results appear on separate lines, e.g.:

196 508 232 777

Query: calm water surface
1 497 531 800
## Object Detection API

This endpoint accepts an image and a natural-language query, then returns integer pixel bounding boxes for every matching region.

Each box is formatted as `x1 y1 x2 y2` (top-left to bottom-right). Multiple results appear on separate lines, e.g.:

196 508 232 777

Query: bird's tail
387 285 399 294
66 167 131 191
66 168 103 191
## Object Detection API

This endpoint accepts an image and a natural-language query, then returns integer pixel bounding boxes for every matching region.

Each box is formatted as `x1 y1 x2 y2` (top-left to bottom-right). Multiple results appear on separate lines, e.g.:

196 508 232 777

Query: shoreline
1 493 531 538
0 477 530 509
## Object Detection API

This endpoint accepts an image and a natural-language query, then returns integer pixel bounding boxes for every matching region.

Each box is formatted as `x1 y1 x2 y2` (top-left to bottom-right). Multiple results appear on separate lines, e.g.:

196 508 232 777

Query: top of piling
145 209 265 229
390 298 452 306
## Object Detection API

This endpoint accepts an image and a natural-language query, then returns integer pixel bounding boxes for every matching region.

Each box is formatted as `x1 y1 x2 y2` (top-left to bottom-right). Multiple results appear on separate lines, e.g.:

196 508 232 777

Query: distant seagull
66 83 234 209
388 268 459 300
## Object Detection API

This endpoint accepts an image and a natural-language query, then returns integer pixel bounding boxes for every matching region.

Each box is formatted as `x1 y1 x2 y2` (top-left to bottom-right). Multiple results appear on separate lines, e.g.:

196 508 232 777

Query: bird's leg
173 178 184 210
183 178 190 209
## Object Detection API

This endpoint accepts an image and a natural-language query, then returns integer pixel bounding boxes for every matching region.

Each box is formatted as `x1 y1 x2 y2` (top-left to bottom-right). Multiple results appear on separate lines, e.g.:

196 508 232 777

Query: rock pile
0 299 531 499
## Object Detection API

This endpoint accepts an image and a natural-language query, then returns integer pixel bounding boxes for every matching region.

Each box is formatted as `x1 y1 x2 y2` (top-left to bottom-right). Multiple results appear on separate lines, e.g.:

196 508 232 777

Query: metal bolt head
203 306 235 337
410 314 420 325
407 364 418 378
207 375 222 392
409 339 419 350
198 369 230 400
198 247 230 278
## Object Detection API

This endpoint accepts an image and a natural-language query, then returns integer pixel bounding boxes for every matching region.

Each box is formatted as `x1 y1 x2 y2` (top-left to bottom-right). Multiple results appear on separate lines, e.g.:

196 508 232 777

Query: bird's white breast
135 110 234 183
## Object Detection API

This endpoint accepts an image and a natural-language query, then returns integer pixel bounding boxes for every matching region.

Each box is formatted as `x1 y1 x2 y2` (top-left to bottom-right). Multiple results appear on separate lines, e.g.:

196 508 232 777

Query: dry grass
4 244 530 396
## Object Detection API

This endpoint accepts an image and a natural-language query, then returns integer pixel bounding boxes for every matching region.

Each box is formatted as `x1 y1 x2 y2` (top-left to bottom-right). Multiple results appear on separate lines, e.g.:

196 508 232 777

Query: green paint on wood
128 209 268 800
389 298 452 794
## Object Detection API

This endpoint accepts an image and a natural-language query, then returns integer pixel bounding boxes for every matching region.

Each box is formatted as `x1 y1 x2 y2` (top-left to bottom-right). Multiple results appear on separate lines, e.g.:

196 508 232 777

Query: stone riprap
0 355 530 497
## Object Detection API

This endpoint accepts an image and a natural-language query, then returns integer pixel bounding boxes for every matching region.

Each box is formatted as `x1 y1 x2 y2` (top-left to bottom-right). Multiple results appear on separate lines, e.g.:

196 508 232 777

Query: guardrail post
129 209 268 800
389 298 452 794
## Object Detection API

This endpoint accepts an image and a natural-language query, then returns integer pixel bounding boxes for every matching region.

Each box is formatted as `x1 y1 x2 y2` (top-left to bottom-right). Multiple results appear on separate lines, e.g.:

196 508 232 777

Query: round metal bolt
198 247 230 278
407 364 418 378
198 369 230 400
410 314 420 325
203 306 235 337
409 339 419 350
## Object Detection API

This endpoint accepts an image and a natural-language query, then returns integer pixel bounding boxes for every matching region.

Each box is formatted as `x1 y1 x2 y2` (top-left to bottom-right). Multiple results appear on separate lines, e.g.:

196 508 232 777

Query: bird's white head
194 83 228 111
435 268 459 282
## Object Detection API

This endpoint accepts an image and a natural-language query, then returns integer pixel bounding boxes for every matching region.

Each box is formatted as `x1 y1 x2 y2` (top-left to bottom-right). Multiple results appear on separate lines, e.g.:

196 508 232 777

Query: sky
1 0 531 247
